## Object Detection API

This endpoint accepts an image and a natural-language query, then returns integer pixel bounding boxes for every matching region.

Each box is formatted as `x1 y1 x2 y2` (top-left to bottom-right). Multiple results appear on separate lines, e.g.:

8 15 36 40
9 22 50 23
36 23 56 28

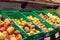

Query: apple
41 25 45 28
27 15 49 32
0 21 4 27
28 24 32 27
4 20 11 29
48 28 53 31
4 23 8 29
4 34 9 40
39 13 44 17
9 34 15 38
43 28 48 32
20 18 24 21
14 18 39 35
3 31 8 35
4 38 9 40
0 32 4 40
7 27 14 34
16 34 22 40
0 27 6 32
4 19 11 23
4 19 11 27
10 37 17 40
30 31 34 35
0 15 23 40
3 31 8 38
24 26 30 33
39 13 59 28
30 25 35 29
14 30 20 35
0 15 2 20
32 29 36 32
3 31 10 40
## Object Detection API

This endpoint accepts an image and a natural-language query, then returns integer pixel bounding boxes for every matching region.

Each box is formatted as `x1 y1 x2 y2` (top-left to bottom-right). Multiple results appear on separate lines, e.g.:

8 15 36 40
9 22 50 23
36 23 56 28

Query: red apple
3 31 8 34
30 25 35 29
41 26 46 29
14 30 20 35
10 37 17 40
4 19 11 23
4 35 10 40
4 22 11 29
4 19 11 28
39 23 43 26
4 38 10 40
4 32 9 40
0 27 6 32
4 24 8 29
9 34 15 38
44 16 48 20
36 22 40 25
16 34 22 40
7 27 14 34
3 31 9 39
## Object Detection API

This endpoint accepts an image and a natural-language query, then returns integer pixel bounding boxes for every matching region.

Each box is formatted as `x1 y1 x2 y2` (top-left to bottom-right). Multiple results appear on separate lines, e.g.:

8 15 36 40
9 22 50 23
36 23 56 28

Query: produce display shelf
0 10 60 40
0 11 26 40
22 12 57 37
1 10 46 40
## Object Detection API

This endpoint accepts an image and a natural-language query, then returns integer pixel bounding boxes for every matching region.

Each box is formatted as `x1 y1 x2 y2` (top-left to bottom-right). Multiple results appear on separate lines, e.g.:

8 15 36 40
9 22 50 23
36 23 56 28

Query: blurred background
0 0 60 11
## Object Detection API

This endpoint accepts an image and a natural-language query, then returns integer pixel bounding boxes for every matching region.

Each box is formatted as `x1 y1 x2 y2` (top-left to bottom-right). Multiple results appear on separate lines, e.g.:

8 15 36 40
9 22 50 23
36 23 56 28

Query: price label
55 32 59 38
44 37 50 40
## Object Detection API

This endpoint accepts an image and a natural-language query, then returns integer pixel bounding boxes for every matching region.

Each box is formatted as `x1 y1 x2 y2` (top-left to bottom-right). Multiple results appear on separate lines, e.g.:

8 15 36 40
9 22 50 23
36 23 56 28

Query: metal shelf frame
1 0 60 6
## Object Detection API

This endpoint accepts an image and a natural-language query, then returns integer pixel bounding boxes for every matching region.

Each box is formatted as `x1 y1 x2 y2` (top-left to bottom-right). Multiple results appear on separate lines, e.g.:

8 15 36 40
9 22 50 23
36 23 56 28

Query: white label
55 32 59 38
44 37 50 40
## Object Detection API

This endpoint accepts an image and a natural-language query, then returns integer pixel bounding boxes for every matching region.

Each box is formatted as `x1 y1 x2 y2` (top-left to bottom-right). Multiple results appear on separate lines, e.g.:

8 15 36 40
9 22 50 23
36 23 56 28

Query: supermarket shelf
1 1 60 6
28 1 60 6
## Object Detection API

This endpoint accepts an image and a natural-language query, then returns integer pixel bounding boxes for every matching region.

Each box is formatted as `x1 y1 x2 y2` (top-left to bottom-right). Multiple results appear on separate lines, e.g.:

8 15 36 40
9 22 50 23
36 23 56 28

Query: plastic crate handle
5 11 17 15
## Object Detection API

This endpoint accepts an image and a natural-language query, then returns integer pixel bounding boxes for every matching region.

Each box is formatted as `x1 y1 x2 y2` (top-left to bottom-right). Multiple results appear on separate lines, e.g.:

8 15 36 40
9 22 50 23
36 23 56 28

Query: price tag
44 37 50 40
55 32 59 38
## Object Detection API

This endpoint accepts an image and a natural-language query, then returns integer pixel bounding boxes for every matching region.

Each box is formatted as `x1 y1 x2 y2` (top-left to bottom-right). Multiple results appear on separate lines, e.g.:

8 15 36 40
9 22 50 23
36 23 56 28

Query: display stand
0 1 60 40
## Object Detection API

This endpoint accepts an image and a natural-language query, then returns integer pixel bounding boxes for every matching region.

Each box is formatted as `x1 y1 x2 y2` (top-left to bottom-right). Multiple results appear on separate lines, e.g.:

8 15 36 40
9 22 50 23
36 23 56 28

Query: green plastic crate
44 10 60 18
1 10 45 40
23 11 57 36
0 11 26 40
33 10 58 32
42 10 60 31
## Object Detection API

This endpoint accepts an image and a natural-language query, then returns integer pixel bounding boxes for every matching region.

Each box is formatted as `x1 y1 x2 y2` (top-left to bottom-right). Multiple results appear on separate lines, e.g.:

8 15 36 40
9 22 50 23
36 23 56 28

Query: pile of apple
14 18 39 35
27 15 53 32
47 13 60 23
39 13 60 28
0 15 22 40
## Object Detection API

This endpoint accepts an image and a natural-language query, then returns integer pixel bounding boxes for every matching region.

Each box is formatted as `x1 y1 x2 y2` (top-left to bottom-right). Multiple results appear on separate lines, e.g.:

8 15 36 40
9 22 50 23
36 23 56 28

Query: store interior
0 0 60 40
